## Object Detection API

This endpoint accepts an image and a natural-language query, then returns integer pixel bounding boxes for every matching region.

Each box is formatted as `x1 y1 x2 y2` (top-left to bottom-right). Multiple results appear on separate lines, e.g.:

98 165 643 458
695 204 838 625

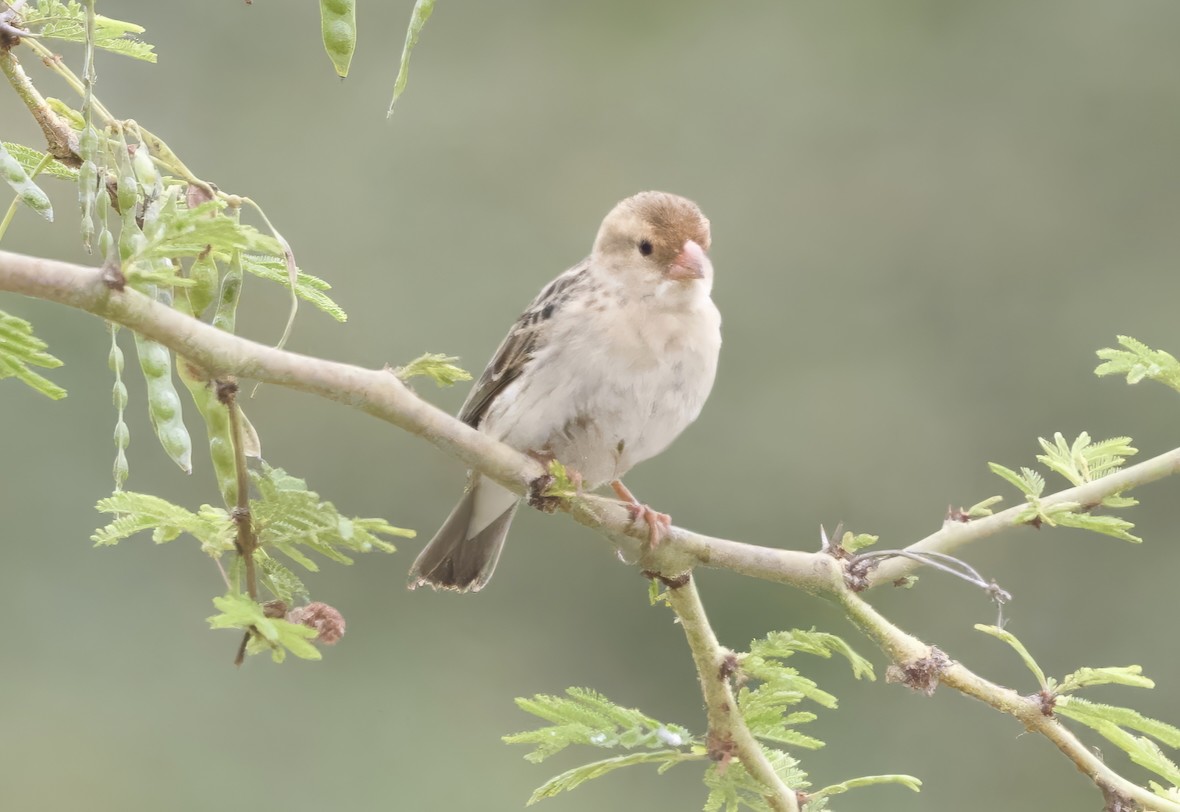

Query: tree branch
0 47 81 165
3 247 1179 810
835 589 1180 812
665 575 798 811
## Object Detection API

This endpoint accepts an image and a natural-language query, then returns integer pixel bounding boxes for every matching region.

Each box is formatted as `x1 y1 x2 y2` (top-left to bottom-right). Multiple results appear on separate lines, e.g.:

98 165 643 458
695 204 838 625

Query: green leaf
0 142 79 181
1096 335 1180 393
965 495 1003 518
988 462 1044 497
749 629 875 682
504 687 696 764
207 592 322 662
239 255 347 322
257 554 310 604
387 0 435 116
840 531 878 553
0 142 54 221
703 748 806 812
1051 510 1141 543
1079 719 1180 787
21 1 157 61
131 199 285 264
1035 432 1137 486
92 491 232 550
251 462 410 572
1056 696 1180 749
395 352 472 387
975 625 1047 689
0 311 67 399
1056 665 1155 694
525 750 701 805
809 774 923 802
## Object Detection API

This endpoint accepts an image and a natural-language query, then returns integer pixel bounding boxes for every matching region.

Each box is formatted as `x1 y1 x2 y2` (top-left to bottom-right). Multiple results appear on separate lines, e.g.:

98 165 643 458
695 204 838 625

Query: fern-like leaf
92 491 232 549
251 463 411 571
207 592 320 663
1056 696 1180 749
1095 335 1180 392
525 750 701 805
0 311 66 399
395 353 472 387
703 749 807 812
1056 665 1154 694
22 0 157 62
239 255 347 322
1 142 79 181
504 687 695 764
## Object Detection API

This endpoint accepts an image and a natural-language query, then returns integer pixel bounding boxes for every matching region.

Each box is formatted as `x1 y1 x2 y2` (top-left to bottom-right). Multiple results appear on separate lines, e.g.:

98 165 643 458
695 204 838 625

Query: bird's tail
408 475 519 592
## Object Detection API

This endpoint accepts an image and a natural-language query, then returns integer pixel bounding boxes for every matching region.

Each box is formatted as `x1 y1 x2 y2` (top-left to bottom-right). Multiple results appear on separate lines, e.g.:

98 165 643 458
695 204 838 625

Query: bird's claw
611 480 671 547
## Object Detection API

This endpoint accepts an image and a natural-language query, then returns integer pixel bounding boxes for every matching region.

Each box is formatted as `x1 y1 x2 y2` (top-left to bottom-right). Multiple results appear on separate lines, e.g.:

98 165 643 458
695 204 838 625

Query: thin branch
214 377 259 666
0 47 80 164
866 453 1180 586
3 248 1180 809
217 377 257 598
835 589 1180 812
664 575 798 812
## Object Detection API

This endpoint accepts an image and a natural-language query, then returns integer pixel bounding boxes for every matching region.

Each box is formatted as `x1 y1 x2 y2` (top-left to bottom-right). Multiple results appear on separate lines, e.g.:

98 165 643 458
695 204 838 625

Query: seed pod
319 0 357 78
133 329 193 474
0 142 53 222
78 126 100 251
108 326 130 490
186 255 219 318
212 250 243 334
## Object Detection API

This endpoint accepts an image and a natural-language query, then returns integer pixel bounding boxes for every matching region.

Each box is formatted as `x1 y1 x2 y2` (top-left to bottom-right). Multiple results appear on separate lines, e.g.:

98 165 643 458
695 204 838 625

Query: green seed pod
130 146 158 189
133 329 193 474
117 173 138 217
212 251 243 334
186 255 219 318
112 379 128 410
108 326 131 490
113 450 129 491
173 297 240 507
0 142 53 222
320 0 357 78
113 421 130 449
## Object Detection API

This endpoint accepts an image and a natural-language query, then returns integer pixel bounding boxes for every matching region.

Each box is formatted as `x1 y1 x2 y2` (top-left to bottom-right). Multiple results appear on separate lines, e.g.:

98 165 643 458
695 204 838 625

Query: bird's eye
638 239 653 256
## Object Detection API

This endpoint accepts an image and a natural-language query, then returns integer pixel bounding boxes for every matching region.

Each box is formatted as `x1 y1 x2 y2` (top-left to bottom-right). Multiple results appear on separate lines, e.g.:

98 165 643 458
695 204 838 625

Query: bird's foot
611 480 671 546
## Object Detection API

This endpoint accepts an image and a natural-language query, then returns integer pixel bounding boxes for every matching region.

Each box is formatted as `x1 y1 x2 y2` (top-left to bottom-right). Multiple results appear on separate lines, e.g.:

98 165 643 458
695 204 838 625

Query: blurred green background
3 1 1180 810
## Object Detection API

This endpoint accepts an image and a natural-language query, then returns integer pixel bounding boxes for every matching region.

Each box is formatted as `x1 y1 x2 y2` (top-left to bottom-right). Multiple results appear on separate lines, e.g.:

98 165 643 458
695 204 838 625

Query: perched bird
409 191 721 592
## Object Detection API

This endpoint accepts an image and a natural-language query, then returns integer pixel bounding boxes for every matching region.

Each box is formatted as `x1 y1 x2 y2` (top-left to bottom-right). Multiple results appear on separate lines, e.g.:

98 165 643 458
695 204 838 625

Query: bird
408 191 721 592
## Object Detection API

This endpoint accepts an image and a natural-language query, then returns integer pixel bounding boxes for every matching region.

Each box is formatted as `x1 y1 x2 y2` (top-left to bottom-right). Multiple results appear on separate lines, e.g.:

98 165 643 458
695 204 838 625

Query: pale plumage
409 191 721 592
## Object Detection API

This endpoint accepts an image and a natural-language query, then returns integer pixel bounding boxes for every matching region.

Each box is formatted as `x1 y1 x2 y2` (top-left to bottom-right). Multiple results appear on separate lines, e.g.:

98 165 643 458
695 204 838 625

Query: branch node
642 569 690 590
526 472 560 512
100 260 125 291
215 376 239 406
885 647 951 696
718 651 739 681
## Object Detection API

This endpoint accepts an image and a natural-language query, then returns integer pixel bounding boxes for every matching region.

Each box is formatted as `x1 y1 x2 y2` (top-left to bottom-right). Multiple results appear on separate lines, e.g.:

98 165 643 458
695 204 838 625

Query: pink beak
667 239 707 281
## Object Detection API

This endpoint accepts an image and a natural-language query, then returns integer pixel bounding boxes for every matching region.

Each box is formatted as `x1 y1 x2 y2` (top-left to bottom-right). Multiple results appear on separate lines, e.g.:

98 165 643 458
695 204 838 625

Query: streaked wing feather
458 259 591 428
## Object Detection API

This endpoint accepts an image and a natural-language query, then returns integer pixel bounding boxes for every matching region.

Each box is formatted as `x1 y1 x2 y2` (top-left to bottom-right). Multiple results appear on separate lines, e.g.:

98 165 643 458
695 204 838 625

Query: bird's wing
458 258 591 428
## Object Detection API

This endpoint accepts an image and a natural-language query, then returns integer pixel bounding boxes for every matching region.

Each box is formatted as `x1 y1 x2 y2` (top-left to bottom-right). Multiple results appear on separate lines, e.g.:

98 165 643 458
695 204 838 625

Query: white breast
482 284 721 488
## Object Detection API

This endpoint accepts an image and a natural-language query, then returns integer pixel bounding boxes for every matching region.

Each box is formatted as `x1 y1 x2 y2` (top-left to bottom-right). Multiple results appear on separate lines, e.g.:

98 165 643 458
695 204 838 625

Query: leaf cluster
18 1 157 62
979 625 1180 800
90 462 410 642
507 630 917 809
0 310 66 400
989 432 1139 542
